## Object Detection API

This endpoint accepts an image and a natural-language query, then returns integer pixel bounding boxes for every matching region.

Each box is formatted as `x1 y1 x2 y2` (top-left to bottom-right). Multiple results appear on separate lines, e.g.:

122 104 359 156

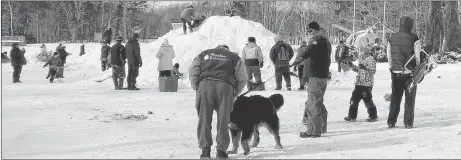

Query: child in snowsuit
171 63 183 77
43 52 62 83
343 47 378 122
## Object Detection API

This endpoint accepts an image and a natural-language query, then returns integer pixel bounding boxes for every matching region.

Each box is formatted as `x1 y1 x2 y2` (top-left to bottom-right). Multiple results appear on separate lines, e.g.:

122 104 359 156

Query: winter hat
133 33 140 39
300 40 307 45
162 39 170 46
307 21 321 31
274 35 283 42
11 43 19 47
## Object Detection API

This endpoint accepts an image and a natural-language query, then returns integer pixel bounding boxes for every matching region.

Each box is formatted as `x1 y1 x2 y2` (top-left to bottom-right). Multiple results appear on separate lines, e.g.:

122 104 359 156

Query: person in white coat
156 39 176 77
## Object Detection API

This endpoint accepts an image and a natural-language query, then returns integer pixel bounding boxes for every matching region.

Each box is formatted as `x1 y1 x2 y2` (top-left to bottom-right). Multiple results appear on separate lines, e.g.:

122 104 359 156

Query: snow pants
48 68 58 83
275 66 291 89
112 65 126 89
101 60 109 71
347 85 378 119
387 73 417 126
303 77 328 135
195 80 234 152
246 66 262 90
12 65 23 82
127 65 139 88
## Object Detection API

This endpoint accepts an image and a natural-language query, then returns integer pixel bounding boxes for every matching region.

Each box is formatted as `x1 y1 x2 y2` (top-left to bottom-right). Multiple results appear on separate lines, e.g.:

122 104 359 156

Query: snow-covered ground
2 16 461 158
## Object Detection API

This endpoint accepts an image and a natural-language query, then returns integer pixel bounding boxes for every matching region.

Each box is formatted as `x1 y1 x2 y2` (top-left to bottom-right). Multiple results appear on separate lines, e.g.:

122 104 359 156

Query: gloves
259 62 264 68
359 64 366 70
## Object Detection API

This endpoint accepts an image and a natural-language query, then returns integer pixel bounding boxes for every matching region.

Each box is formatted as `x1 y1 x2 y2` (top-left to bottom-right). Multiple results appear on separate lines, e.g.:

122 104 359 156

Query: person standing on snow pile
171 63 183 77
270 35 294 90
335 40 350 72
156 39 175 77
110 36 126 90
188 44 248 159
43 52 62 83
100 42 111 71
386 16 421 129
103 28 113 45
10 43 26 83
292 21 332 138
180 5 196 35
342 47 378 122
56 45 70 78
125 33 142 90
241 36 264 90
293 40 310 90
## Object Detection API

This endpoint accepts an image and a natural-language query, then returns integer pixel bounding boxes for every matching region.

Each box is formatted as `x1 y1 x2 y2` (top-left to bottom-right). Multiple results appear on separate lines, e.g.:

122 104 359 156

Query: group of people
189 16 422 159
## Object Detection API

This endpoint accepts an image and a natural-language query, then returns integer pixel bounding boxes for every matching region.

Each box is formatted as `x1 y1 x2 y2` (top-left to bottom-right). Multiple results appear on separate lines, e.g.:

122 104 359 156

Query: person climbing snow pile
43 52 62 83
180 5 196 35
342 46 378 122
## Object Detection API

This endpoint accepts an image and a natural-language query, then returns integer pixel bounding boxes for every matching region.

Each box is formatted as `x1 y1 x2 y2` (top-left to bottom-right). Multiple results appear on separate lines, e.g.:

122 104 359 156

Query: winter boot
46 74 51 79
50 75 55 83
216 149 228 159
131 82 140 90
299 131 320 138
405 124 413 129
200 148 211 159
388 124 396 128
365 117 378 122
287 87 292 91
275 87 281 90
344 117 356 122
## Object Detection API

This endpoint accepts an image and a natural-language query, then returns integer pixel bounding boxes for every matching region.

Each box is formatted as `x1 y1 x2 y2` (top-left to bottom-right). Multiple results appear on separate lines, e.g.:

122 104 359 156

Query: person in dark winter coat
335 40 350 72
242 37 264 90
294 40 310 90
56 45 70 78
10 43 26 83
270 35 294 90
343 47 378 122
292 21 331 138
43 52 62 83
101 42 111 71
180 6 196 35
103 28 113 45
189 44 248 159
111 36 126 90
386 16 421 129
171 63 183 77
80 44 85 56
125 33 142 90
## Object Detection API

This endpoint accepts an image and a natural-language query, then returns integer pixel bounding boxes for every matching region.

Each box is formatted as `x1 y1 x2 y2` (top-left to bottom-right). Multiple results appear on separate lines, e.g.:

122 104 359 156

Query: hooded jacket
241 42 263 66
10 44 25 66
156 39 176 71
110 42 126 65
270 40 294 67
293 28 331 78
125 36 142 66
387 16 419 72
180 8 196 22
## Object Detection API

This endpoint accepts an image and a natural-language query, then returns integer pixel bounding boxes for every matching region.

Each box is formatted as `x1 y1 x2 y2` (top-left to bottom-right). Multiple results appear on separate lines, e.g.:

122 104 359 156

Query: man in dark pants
56 45 69 78
335 40 349 72
180 6 196 35
386 16 421 129
270 35 294 90
9 43 26 83
292 21 331 138
103 28 113 45
294 40 309 90
110 36 126 90
189 44 248 159
125 33 142 90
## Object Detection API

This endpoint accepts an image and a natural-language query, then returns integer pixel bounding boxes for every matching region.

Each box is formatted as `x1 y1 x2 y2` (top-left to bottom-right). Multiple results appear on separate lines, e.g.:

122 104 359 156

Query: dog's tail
269 94 284 111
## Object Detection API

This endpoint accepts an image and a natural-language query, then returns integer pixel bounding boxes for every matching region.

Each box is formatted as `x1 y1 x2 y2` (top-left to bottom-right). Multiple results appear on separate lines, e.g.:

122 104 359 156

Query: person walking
156 39 175 77
110 36 126 90
189 44 248 159
241 37 264 90
292 21 332 138
125 33 142 90
10 43 26 83
386 16 421 129
270 35 294 90
101 42 111 71
43 52 62 83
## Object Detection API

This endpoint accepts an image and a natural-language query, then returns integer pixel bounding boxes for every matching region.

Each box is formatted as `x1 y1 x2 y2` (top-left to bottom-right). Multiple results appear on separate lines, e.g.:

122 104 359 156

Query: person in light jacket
241 37 264 90
156 39 176 77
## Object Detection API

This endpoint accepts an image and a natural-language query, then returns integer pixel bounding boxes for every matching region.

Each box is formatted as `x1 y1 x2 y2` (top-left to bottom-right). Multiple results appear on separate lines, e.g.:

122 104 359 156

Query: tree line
1 1 460 52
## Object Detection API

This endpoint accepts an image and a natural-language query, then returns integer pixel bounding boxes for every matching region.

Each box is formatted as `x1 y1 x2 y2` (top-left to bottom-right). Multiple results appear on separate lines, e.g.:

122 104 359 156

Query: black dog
227 94 284 156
